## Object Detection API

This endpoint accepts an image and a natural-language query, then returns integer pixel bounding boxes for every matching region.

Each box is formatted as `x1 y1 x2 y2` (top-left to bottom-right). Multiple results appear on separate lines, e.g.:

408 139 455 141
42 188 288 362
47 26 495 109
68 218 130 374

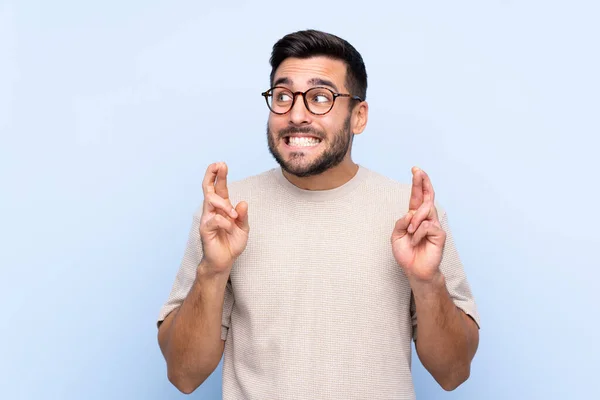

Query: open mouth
284 136 322 147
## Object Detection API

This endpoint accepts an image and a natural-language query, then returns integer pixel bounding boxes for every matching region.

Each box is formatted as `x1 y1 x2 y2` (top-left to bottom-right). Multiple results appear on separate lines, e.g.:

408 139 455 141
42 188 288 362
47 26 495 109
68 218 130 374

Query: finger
420 169 435 205
410 220 445 247
204 214 235 235
204 193 238 219
419 169 441 223
202 163 220 196
234 201 250 232
407 201 432 234
393 210 414 236
409 167 424 211
214 162 229 200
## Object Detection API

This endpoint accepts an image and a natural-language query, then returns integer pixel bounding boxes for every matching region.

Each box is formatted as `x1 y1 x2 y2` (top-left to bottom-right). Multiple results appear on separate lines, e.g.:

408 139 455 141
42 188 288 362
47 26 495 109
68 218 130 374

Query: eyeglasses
261 86 363 115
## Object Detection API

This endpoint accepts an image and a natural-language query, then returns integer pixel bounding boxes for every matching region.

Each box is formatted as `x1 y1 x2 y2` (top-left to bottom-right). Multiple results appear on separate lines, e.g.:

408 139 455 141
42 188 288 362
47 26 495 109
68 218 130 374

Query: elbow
167 368 205 395
162 348 221 394
437 364 470 391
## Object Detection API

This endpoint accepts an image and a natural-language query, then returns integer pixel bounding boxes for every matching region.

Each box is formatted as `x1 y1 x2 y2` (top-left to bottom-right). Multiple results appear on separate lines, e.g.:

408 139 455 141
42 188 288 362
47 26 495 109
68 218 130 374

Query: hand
198 162 249 276
391 167 446 283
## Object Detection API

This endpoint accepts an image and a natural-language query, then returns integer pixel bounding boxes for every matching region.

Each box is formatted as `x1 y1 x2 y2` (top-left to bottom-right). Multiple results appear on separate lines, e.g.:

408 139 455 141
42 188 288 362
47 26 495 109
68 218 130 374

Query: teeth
288 136 320 147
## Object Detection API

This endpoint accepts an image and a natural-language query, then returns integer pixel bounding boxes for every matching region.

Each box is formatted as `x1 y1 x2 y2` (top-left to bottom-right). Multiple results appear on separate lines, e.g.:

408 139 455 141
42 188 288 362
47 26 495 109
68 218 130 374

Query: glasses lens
306 88 334 114
268 87 294 114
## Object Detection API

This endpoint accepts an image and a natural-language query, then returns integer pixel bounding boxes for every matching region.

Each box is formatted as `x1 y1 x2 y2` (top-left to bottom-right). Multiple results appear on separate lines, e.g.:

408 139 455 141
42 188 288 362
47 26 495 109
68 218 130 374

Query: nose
288 93 311 125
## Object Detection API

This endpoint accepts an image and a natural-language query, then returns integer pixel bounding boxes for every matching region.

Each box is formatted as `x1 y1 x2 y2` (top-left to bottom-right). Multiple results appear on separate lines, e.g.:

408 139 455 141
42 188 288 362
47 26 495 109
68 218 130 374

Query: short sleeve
411 209 481 341
221 280 234 340
157 210 235 341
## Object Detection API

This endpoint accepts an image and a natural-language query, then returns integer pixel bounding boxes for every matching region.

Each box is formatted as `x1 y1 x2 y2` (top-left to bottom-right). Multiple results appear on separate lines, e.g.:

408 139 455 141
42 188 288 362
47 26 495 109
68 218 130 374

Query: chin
282 166 318 178
281 158 315 176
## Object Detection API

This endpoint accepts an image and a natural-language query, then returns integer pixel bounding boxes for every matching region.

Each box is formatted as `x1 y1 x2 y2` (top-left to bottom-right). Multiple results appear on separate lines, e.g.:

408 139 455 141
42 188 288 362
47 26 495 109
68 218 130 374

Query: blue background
1 1 598 399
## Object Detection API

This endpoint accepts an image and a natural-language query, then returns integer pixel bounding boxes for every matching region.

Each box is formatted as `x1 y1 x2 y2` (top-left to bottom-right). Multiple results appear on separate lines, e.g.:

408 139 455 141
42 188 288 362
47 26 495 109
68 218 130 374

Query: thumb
234 201 249 232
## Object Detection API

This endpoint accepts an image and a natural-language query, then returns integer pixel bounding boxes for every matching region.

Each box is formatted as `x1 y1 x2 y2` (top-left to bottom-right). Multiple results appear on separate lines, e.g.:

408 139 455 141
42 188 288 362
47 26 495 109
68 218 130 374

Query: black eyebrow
273 77 291 86
308 78 338 92
272 77 339 92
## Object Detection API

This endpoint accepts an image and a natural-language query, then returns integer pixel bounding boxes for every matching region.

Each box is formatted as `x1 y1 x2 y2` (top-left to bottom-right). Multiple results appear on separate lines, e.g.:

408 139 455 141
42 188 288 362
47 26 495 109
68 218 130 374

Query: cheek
319 118 339 137
268 116 285 133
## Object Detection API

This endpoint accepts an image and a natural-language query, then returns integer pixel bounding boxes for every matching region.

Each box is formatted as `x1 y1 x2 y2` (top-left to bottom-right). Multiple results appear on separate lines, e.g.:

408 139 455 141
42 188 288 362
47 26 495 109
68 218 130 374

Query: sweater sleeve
157 210 234 342
411 208 481 341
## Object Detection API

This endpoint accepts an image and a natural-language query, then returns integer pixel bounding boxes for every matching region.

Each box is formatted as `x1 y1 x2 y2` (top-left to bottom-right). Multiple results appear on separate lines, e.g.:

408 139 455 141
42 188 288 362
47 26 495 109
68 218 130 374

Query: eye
309 90 333 104
277 93 292 102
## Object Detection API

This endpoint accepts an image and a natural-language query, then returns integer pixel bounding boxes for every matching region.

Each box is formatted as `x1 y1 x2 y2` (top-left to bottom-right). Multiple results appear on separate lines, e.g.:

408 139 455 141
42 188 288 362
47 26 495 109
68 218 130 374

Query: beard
267 115 353 178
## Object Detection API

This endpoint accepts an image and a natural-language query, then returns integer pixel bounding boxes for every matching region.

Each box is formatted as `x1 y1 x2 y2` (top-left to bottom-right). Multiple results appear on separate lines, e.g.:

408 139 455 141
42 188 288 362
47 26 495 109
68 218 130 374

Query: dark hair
269 29 368 101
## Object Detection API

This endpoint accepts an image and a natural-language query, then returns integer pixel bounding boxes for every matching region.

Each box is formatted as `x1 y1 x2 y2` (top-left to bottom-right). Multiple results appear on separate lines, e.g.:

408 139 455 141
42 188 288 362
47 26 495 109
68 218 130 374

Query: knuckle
200 211 212 224
199 219 211 232
207 193 225 207
203 194 214 206
206 192 218 202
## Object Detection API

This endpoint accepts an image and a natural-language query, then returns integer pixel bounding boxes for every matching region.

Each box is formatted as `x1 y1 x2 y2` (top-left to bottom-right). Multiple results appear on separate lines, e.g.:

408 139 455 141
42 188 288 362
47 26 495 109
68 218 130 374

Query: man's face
266 56 355 178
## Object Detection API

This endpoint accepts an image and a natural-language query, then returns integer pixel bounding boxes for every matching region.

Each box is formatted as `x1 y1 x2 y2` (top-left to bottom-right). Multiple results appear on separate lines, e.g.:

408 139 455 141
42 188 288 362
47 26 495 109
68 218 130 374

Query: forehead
272 56 347 91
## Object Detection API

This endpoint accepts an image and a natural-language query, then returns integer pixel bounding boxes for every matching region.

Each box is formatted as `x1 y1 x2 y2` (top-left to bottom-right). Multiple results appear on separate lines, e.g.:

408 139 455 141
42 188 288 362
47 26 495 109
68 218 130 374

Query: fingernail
231 208 238 218
408 224 414 233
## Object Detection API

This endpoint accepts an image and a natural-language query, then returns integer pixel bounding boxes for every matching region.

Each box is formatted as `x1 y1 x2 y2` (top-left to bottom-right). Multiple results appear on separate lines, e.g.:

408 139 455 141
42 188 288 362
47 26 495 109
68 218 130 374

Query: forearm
411 272 478 391
158 262 229 393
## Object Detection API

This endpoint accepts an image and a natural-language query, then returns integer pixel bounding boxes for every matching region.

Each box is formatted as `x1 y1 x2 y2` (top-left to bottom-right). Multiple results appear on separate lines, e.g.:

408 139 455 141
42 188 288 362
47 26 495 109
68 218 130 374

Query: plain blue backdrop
1 0 598 399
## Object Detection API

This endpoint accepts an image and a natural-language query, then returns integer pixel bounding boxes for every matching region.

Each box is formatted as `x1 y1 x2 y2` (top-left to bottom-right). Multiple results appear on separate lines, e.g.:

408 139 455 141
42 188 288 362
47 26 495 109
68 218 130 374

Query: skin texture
158 55 479 394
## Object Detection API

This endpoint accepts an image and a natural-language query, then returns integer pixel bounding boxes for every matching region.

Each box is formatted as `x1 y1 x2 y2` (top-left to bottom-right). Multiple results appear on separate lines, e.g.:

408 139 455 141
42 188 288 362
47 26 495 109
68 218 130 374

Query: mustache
277 126 324 140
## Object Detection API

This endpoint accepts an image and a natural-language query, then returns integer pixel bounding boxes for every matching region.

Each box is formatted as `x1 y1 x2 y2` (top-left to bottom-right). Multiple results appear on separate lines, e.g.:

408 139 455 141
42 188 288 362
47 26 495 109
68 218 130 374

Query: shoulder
227 168 278 199
358 166 448 217
191 168 278 217
361 166 412 193
359 166 413 204
224 168 281 210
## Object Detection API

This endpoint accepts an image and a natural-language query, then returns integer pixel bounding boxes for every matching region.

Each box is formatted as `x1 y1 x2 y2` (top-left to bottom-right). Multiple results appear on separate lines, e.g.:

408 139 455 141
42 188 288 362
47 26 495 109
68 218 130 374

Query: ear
351 101 369 135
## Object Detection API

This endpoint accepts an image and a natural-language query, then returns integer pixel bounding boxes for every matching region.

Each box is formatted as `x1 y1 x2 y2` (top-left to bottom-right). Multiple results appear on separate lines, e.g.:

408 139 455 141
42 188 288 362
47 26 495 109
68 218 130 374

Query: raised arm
391 167 479 391
158 162 249 394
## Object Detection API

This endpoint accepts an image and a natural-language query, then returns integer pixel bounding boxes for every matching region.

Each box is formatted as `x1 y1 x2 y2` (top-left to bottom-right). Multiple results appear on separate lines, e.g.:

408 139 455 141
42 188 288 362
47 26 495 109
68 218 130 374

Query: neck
281 159 359 191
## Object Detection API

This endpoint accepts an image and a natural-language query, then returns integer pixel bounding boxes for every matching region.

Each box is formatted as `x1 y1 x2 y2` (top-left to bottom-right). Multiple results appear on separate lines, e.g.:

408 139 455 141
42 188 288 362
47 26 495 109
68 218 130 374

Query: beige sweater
158 165 480 399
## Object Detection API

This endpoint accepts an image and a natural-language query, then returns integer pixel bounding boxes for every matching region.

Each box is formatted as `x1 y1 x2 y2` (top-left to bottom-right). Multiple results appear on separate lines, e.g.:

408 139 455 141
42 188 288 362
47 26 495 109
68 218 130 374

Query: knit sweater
158 165 480 399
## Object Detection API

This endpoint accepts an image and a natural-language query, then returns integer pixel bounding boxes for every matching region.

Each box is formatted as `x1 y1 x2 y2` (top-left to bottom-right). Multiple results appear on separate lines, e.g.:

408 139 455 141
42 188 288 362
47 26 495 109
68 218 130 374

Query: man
157 29 480 399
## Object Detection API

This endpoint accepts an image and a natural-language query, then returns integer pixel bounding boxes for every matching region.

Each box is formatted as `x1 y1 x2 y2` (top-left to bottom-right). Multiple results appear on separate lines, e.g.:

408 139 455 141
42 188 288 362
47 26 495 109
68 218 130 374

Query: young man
157 29 480 399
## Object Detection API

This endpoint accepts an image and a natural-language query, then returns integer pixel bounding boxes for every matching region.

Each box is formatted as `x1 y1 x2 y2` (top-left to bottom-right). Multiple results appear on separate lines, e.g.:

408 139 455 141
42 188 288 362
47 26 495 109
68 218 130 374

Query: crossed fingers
407 167 440 236
202 162 237 220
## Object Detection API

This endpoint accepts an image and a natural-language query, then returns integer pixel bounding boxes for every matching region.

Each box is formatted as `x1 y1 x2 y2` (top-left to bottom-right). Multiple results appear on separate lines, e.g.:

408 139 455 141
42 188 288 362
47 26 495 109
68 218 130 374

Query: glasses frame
261 86 363 115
